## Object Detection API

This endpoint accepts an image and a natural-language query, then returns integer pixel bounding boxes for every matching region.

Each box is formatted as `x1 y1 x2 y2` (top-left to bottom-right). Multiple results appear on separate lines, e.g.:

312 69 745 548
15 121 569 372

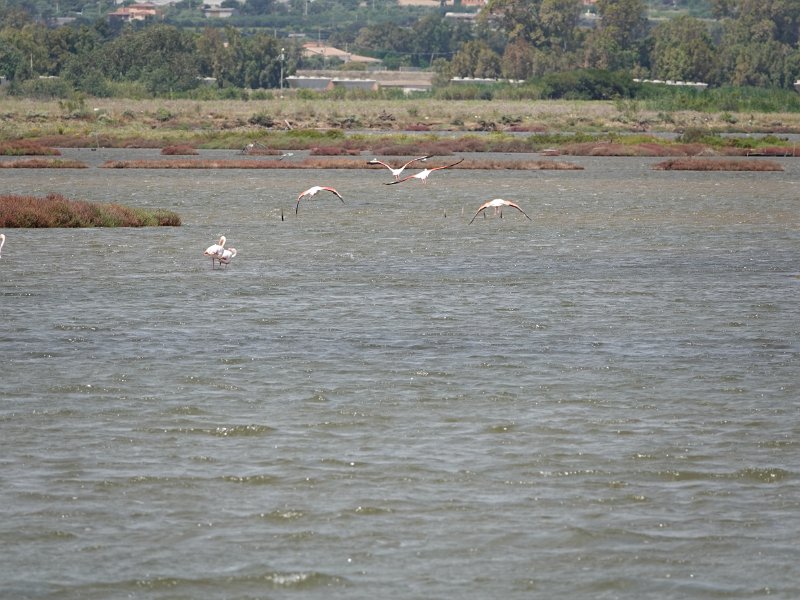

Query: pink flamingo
384 158 464 185
203 235 226 268
469 199 532 224
296 186 344 214
218 247 237 265
367 155 432 180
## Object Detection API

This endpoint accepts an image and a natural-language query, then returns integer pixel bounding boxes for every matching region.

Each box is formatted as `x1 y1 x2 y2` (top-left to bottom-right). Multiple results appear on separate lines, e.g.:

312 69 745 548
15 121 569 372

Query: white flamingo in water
218 247 237 266
469 199 532 224
367 155 431 180
385 158 464 185
296 186 344 214
203 235 226 267
0 233 5 258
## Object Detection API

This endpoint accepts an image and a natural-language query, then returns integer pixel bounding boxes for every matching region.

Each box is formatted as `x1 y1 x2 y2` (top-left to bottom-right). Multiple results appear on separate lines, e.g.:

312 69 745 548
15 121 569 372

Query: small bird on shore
0 233 5 258
367 155 431 180
296 186 344 214
469 199 532 224
203 235 226 268
385 158 464 185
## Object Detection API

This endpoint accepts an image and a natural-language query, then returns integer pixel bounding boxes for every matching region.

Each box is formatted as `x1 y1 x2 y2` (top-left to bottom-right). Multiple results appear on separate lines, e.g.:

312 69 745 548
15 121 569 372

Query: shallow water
1 150 799 599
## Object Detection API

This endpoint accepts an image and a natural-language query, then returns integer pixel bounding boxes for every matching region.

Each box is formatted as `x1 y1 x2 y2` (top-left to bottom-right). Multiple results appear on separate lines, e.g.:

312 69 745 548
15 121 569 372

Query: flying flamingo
218 247 237 265
384 158 464 185
367 155 432 180
0 233 5 258
469 199 532 224
296 186 344 214
203 235 226 268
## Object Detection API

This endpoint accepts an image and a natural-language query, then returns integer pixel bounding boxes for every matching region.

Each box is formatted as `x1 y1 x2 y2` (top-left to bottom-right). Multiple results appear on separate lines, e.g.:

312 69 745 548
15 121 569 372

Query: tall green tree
480 0 581 49
583 0 648 71
196 26 236 87
714 0 800 87
0 22 48 79
650 15 715 82
450 40 501 78
104 24 200 92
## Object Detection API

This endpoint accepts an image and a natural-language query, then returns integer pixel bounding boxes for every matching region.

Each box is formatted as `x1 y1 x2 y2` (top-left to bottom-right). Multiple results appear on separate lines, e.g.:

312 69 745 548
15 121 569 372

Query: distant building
291 70 434 94
302 42 382 65
332 78 379 91
633 78 708 90
203 6 235 17
286 75 333 91
108 3 160 22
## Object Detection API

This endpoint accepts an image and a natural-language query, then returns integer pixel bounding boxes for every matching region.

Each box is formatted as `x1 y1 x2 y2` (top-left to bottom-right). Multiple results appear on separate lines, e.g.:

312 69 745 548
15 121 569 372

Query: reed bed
0 193 181 227
560 142 715 156
740 146 800 157
0 140 61 156
0 158 87 168
99 157 582 170
651 158 784 171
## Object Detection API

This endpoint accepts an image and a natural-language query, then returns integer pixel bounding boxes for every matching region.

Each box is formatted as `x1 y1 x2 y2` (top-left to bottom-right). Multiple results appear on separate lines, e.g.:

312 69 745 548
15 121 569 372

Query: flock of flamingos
0 155 530 269
204 154 533 268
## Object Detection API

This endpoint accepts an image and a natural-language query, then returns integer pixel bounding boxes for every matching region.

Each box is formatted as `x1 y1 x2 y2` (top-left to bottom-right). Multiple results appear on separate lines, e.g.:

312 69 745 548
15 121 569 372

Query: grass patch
651 158 784 171
0 193 181 227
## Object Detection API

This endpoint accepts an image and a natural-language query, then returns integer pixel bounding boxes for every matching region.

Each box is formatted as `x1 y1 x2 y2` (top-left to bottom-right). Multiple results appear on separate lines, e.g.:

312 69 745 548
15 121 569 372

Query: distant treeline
0 0 798 99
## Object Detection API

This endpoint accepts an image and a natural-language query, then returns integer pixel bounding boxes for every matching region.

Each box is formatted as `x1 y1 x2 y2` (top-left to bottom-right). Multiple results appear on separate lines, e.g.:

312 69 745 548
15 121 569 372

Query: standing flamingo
296 186 344 214
384 158 464 185
469 199 532 224
0 233 5 258
218 247 237 265
203 235 226 268
367 155 432 180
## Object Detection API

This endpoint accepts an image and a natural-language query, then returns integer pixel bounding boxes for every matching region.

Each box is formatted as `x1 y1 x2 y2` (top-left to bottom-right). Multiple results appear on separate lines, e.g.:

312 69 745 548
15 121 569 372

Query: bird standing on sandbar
296 186 344 214
384 158 464 185
469 199 532 224
367 155 432 180
0 233 5 258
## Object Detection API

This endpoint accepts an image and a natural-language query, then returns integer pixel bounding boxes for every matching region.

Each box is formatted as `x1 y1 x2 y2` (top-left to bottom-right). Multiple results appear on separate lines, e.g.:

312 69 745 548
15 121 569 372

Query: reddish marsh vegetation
100 157 582 170
161 145 199 155
0 140 60 156
0 158 87 168
652 158 784 171
0 193 181 227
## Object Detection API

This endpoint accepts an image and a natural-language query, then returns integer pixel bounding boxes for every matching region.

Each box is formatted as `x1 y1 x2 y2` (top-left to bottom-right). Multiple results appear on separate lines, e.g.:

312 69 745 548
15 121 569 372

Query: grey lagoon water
1 149 798 599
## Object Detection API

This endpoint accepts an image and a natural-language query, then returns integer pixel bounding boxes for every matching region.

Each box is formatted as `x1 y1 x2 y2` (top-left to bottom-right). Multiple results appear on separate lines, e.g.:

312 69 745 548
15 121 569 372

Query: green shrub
539 69 637 101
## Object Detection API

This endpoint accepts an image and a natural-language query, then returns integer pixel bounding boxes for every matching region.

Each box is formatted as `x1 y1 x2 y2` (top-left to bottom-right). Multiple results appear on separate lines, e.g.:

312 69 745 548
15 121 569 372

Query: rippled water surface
1 150 799 599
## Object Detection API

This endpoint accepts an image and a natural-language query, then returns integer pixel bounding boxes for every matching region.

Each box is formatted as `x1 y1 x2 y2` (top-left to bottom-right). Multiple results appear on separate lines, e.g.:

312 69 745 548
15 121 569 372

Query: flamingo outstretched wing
469 199 532 224
384 158 463 185
296 186 344 213
368 155 432 179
